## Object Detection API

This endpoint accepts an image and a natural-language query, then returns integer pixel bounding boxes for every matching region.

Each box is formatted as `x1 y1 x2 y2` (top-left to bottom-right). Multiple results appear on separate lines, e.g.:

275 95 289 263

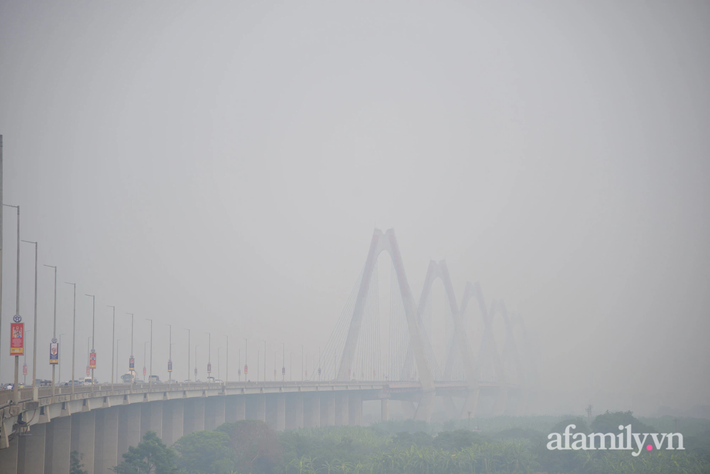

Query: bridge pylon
337 229 436 420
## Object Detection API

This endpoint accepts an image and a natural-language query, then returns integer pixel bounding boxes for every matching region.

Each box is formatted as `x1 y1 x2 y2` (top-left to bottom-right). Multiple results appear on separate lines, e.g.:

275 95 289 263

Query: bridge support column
303 394 320 428
162 400 184 446
461 389 480 420
245 395 266 422
141 402 162 440
183 398 205 436
381 399 389 421
320 393 335 427
45 415 71 474
204 397 225 430
18 422 46 474
0 431 19 474
94 407 119 474
285 393 303 430
117 404 141 460
225 396 245 422
276 395 286 431
334 393 348 426
348 393 362 426
71 411 96 474
413 391 435 422
265 395 278 430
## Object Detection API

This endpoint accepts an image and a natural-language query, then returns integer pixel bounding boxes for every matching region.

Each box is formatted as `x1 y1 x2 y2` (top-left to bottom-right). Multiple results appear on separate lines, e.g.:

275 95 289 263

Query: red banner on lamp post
89 350 97 369
11 323 24 356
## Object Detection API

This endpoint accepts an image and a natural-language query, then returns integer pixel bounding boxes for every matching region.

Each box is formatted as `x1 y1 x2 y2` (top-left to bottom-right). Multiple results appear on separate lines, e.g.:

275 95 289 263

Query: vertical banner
207 362 212 374
129 356 135 370
50 342 59 364
23 364 27 376
89 350 96 369
86 366 90 376
11 322 24 355
245 364 248 375
168 359 173 372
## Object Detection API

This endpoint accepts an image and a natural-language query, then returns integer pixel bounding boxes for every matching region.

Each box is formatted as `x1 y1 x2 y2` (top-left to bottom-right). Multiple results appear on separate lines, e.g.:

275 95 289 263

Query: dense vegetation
110 412 710 474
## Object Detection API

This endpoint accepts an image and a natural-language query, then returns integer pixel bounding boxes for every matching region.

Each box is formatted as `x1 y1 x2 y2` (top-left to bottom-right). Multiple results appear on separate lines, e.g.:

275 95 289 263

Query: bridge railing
0 379 393 408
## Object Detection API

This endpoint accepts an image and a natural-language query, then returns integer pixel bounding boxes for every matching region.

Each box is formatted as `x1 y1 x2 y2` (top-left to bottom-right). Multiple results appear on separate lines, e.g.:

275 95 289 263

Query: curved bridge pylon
320 228 538 421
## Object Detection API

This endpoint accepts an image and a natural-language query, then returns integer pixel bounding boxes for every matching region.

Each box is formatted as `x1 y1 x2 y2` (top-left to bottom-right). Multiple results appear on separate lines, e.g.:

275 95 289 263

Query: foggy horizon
1 1 709 418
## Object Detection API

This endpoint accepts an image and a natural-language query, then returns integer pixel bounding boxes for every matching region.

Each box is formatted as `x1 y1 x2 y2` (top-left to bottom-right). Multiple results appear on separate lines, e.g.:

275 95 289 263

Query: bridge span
0 228 536 474
0 379 522 474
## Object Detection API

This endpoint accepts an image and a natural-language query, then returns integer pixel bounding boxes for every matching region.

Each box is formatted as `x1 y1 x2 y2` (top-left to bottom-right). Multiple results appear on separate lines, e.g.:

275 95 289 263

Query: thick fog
1 1 708 416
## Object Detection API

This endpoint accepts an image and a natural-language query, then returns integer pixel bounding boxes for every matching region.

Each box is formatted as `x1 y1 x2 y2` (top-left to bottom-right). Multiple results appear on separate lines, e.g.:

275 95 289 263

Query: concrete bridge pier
334 393 348 426
225 396 245 423
320 393 335 427
183 398 205 436
245 395 266 422
140 402 163 439
162 400 184 446
93 407 119 474
204 397 225 431
45 415 71 474
348 394 362 426
71 411 96 474
265 395 286 431
285 394 303 430
303 394 320 428
380 399 389 422
117 404 141 460
0 433 19 474
265 394 287 431
18 423 46 474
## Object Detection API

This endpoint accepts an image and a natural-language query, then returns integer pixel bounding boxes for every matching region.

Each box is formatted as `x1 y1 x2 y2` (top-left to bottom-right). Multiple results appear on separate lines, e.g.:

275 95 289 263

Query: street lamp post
44 264 58 395
146 319 153 386
65 282 77 394
4 203 20 402
206 332 211 380
195 345 199 381
301 344 304 381
23 329 31 385
244 338 248 381
108 305 116 390
59 333 65 384
282 343 285 381
116 339 121 381
21 240 39 399
262 340 267 382
185 328 191 382
166 324 172 382
225 335 229 382
143 342 147 382
85 294 95 392
126 313 134 382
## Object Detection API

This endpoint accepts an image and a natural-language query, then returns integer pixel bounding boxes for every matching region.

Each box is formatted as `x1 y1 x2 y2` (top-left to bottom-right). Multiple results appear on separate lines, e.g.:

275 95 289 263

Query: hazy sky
1 1 709 414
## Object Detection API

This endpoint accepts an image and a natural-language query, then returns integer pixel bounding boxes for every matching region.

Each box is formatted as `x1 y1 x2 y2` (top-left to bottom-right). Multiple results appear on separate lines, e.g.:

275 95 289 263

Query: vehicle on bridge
148 375 161 383
121 373 136 384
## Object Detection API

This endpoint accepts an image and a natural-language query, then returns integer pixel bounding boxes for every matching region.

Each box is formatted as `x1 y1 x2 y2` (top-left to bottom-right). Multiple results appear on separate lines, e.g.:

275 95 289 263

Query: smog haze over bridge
1 1 709 417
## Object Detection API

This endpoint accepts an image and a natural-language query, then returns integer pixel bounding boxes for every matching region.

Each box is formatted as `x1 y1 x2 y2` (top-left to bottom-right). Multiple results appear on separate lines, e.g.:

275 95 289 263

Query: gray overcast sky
1 1 709 414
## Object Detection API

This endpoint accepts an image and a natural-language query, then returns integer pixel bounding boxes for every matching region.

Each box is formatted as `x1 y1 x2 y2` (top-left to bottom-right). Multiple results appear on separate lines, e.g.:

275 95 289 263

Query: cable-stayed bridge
313 228 539 420
0 228 538 474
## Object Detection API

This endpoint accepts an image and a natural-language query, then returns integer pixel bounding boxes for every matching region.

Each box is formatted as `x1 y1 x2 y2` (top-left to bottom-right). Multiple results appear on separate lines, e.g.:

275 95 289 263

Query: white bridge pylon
330 228 536 420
